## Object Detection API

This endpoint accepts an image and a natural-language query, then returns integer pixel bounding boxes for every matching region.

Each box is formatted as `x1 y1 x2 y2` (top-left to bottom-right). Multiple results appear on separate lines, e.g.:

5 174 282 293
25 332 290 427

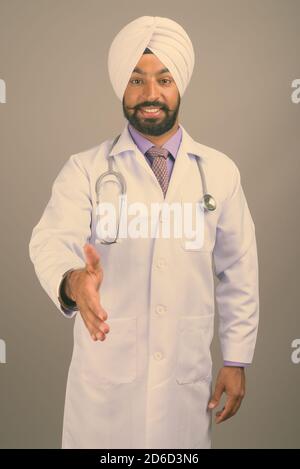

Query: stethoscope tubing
95 133 216 244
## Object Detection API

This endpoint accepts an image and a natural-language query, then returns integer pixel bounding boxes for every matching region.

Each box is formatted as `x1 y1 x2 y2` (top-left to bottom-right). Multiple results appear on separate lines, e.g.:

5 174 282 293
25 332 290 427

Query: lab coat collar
108 122 209 162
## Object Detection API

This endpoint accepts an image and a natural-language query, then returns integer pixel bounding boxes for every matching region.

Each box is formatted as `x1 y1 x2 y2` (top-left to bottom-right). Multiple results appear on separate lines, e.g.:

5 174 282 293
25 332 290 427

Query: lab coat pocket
75 316 137 386
175 315 213 384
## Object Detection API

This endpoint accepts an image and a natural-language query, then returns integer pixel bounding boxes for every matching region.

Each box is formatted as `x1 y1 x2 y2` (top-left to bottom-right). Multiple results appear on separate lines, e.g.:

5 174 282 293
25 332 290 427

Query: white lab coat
29 122 259 449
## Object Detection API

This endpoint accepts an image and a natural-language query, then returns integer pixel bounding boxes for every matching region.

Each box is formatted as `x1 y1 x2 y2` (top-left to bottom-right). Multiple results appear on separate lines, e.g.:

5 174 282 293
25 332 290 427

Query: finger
94 329 106 341
79 313 103 341
220 388 245 421
85 293 108 323
215 407 225 418
208 381 225 409
216 404 240 424
78 303 109 341
77 293 109 336
231 395 244 416
86 319 106 342
84 243 101 273
91 314 110 336
84 306 110 335
84 313 107 341
215 396 239 424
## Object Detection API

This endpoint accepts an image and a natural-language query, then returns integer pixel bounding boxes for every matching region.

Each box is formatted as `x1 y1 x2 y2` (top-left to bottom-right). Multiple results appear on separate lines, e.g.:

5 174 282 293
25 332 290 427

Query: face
122 53 180 136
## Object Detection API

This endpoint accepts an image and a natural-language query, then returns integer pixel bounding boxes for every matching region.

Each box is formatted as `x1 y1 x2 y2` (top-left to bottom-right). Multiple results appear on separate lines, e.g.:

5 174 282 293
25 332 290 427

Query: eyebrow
132 67 170 75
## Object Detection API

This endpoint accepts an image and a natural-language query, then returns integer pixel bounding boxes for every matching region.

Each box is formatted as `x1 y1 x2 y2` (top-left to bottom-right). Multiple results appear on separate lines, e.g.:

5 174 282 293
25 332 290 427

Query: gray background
0 0 299 448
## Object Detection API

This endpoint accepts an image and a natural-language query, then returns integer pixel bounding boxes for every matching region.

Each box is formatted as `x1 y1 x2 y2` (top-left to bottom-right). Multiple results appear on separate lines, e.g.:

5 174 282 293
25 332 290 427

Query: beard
122 94 180 136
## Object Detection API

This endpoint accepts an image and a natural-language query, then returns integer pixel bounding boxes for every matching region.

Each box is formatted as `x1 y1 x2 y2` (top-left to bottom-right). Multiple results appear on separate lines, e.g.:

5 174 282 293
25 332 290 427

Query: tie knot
146 146 169 160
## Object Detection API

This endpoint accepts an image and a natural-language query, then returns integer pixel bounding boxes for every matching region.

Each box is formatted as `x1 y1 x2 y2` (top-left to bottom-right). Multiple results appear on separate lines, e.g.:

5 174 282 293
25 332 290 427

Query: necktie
145 146 170 197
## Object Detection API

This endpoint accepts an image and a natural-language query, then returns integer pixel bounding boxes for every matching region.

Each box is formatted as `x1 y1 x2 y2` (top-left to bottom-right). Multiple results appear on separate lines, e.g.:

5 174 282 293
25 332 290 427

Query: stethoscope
95 134 216 244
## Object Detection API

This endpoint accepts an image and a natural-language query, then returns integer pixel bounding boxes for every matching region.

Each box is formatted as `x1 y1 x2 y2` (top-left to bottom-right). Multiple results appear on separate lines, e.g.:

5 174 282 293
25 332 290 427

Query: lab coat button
155 305 166 315
153 352 163 360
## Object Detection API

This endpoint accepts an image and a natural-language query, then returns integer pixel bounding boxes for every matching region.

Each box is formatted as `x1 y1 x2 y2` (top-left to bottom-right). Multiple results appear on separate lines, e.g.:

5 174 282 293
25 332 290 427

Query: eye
130 79 142 85
129 78 173 85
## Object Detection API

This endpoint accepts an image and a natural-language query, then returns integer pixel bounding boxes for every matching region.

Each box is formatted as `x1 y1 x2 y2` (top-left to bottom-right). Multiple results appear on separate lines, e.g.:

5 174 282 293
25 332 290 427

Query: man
29 16 259 449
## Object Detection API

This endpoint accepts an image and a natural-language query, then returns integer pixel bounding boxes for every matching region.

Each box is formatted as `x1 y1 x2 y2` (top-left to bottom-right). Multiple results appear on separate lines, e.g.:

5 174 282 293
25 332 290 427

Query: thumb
84 243 101 273
208 381 224 409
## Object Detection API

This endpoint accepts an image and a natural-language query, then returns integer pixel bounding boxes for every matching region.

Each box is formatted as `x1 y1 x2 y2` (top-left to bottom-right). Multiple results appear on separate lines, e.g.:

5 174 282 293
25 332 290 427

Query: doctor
29 16 259 449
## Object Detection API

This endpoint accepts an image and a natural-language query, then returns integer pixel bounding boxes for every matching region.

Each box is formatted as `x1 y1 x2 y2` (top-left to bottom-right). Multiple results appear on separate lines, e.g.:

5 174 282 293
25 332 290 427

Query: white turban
108 16 195 101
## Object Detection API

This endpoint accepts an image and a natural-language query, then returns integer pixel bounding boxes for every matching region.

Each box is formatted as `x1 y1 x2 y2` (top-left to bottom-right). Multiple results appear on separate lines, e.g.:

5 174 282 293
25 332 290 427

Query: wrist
65 271 75 301
58 269 79 311
65 269 83 301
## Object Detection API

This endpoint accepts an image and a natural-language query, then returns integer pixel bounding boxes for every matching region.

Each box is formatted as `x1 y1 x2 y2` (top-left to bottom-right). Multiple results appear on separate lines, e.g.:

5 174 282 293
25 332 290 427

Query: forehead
131 53 173 77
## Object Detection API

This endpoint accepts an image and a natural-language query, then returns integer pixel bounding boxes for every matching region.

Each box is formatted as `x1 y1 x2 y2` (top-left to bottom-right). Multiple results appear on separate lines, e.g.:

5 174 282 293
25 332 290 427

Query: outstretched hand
66 243 110 341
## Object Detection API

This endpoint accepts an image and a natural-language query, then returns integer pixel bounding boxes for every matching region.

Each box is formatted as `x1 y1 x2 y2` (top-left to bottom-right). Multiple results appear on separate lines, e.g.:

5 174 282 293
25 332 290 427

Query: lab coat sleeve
29 154 92 318
212 162 259 364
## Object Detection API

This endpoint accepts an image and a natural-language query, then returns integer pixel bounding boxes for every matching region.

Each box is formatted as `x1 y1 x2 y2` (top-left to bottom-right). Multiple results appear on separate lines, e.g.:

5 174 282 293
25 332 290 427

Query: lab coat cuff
57 266 84 318
53 262 85 318
221 345 256 364
58 269 80 318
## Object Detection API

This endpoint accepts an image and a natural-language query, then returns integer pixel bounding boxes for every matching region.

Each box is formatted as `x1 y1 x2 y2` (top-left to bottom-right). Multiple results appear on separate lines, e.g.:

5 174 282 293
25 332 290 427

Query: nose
141 79 160 102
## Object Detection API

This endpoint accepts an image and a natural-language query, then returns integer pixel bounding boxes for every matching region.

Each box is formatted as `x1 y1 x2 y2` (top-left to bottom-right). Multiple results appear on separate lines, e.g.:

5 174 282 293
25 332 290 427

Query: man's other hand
208 366 246 423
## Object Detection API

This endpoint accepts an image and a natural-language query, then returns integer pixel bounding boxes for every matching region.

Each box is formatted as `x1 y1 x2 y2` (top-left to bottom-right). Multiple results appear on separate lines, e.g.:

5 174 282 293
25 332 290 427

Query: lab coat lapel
109 123 164 199
164 124 206 203
108 122 208 204
163 133 191 203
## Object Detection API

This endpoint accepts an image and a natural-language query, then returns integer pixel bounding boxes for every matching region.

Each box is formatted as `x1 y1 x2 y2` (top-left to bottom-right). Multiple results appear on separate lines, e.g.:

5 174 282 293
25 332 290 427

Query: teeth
142 108 160 113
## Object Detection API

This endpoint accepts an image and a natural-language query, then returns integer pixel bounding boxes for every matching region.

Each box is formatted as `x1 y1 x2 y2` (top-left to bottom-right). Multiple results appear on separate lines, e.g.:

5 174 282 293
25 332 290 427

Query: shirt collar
127 122 182 159
107 120 210 163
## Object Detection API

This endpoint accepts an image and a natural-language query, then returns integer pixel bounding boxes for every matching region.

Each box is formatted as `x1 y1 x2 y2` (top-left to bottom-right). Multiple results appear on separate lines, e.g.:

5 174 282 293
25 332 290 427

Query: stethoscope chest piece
203 193 217 211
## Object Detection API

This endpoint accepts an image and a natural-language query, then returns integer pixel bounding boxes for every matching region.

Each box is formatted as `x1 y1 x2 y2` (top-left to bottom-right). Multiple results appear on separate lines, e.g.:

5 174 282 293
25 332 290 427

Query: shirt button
153 352 163 361
155 305 166 315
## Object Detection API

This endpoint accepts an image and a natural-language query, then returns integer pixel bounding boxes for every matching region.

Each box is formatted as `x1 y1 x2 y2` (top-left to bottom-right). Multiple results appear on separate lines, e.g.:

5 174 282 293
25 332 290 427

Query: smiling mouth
137 107 165 118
